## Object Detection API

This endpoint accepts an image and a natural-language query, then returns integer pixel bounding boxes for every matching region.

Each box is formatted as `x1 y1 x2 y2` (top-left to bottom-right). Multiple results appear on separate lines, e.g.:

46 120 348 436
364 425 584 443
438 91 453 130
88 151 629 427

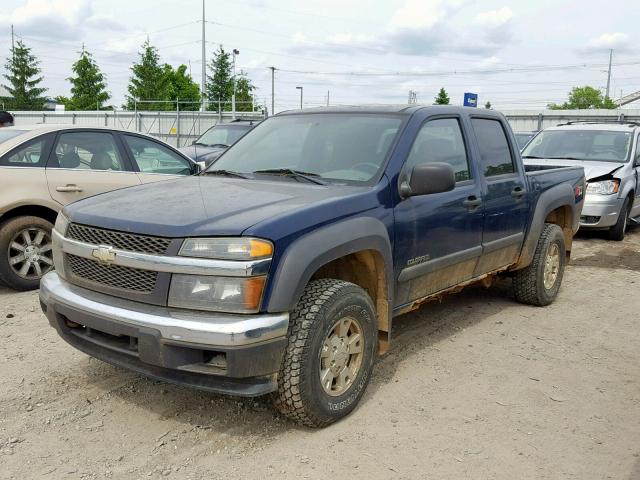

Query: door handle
56 184 83 192
511 186 525 199
463 196 482 210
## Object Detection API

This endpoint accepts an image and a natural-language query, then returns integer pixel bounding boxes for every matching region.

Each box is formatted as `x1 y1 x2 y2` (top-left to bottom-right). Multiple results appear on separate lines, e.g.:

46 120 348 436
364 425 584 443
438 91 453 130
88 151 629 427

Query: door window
1 137 50 167
49 132 125 171
405 118 471 183
123 135 192 175
471 118 516 177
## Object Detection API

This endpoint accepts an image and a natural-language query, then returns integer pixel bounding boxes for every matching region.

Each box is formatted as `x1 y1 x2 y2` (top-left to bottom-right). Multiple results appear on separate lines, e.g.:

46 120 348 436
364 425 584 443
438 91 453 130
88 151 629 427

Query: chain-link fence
10 101 266 148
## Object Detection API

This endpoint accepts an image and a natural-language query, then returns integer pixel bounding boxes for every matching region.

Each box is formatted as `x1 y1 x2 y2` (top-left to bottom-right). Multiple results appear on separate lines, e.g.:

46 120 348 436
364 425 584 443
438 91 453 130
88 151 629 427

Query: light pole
296 86 303 109
232 48 239 119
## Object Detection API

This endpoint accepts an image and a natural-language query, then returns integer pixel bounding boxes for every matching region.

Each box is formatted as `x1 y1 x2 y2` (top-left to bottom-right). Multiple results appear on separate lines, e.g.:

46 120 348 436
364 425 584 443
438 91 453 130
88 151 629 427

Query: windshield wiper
521 155 545 159
203 169 248 178
252 168 326 185
193 142 209 146
551 157 584 161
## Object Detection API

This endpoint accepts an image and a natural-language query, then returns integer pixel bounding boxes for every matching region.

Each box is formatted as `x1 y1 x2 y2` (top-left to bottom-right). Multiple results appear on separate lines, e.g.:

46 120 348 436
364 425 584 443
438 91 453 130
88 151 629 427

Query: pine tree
205 46 233 110
164 64 201 111
234 71 258 112
126 40 170 110
2 39 46 110
64 47 110 110
434 87 450 105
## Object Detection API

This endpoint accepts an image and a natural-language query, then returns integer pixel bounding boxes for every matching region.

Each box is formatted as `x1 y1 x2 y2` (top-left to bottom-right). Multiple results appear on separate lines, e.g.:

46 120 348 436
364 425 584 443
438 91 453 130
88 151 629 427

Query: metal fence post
537 113 543 131
72 113 76 125
42 112 46 123
176 97 180 147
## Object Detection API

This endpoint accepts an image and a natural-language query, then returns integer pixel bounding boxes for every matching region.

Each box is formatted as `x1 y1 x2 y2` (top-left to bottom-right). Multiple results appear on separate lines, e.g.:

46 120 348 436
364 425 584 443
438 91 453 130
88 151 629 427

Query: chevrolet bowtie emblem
92 245 116 265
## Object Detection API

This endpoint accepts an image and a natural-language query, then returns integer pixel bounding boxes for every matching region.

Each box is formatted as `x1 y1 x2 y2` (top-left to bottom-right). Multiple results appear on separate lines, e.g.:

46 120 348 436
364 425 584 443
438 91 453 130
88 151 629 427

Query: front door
394 116 484 307
469 117 529 275
46 130 140 206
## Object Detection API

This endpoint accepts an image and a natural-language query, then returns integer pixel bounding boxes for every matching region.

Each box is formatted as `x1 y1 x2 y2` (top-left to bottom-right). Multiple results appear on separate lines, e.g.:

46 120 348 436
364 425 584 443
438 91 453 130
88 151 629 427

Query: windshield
208 114 404 184
196 125 249 146
522 129 632 163
0 129 27 144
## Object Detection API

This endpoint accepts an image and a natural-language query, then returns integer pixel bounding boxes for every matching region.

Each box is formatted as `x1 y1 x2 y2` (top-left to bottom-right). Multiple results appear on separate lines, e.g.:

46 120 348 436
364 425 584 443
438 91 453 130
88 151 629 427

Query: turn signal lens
179 237 273 260
168 275 266 313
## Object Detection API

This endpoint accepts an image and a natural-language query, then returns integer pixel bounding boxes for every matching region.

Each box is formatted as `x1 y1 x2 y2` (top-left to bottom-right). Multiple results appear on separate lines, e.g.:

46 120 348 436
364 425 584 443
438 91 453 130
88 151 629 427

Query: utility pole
201 0 206 111
605 48 613 100
269 67 275 115
232 49 239 119
11 25 15 62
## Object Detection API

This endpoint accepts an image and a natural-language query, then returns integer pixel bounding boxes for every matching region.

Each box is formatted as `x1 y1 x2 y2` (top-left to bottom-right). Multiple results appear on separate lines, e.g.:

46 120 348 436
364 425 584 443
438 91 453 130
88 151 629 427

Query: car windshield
196 125 249 146
208 114 404 184
522 129 632 163
0 129 27 144
514 133 534 149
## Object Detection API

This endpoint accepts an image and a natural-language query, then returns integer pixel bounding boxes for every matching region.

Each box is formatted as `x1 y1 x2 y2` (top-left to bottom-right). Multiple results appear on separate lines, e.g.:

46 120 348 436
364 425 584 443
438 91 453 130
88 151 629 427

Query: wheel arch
0 203 59 226
265 216 393 354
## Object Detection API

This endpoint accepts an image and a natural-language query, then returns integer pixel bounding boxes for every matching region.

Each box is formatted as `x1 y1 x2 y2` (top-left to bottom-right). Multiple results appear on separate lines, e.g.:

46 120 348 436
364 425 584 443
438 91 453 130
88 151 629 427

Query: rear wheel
513 223 566 306
607 197 631 241
0 216 54 291
272 279 377 428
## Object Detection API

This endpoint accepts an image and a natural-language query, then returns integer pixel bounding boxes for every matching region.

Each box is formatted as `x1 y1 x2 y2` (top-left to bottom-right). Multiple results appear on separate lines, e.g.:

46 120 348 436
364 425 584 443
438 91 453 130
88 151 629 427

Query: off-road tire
607 197 631 241
513 223 566 306
0 216 54 291
272 279 377 428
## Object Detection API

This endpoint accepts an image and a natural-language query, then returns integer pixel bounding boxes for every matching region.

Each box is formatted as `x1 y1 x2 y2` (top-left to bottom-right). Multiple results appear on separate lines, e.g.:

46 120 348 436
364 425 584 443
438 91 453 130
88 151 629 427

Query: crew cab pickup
40 106 585 427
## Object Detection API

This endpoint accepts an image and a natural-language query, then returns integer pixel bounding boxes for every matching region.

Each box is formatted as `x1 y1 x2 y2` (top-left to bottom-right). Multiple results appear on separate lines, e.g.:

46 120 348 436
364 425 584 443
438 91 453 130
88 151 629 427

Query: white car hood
523 158 625 181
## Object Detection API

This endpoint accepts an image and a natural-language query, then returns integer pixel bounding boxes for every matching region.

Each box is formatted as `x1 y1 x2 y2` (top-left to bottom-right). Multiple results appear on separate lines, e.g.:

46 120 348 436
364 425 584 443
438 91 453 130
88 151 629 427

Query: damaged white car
522 121 640 240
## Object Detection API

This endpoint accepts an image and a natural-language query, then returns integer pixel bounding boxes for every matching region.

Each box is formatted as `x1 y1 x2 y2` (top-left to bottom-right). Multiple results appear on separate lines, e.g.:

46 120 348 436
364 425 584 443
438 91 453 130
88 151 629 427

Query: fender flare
266 216 393 316
512 183 576 270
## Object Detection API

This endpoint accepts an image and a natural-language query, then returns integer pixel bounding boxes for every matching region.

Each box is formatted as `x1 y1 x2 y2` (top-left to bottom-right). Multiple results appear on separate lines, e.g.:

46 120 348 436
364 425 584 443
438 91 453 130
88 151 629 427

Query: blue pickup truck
39 106 585 427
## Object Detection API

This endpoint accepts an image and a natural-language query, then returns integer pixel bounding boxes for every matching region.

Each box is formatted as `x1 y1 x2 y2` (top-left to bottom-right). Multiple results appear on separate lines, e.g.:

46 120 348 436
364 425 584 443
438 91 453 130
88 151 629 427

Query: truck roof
276 104 502 117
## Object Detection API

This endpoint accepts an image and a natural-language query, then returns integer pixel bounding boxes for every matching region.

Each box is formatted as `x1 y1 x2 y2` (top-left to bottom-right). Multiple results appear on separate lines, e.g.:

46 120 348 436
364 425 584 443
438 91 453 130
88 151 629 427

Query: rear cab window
471 118 516 177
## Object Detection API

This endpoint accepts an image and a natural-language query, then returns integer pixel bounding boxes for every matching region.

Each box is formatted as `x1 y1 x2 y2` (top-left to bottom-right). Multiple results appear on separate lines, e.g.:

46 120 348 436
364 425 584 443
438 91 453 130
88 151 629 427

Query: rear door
632 132 640 217
393 115 484 306
119 134 195 184
46 130 140 206
469 117 529 275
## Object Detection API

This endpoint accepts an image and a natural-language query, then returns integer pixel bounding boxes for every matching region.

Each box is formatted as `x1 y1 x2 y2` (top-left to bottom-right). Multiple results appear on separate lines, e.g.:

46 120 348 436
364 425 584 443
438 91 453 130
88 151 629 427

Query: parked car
40 106 585 427
179 119 258 167
0 125 200 290
522 121 640 240
514 131 535 150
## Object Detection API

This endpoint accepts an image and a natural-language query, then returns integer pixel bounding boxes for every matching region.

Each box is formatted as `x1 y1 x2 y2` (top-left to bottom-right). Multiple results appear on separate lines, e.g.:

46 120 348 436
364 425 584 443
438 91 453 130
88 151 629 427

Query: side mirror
400 162 456 197
193 162 204 175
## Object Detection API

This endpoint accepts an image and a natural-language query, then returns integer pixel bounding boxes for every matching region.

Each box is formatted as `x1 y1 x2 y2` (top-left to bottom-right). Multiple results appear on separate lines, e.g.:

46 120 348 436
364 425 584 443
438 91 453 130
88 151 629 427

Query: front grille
67 254 157 293
67 224 171 255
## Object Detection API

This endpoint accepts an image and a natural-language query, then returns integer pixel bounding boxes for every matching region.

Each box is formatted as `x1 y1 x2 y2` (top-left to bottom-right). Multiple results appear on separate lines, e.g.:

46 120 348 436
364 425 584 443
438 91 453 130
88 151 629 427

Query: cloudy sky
0 0 638 112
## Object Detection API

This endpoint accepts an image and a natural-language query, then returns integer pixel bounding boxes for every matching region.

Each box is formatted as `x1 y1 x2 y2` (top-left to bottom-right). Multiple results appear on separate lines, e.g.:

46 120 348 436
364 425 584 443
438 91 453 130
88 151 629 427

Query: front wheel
513 223 566 306
272 279 377 428
607 197 631 241
0 216 54 291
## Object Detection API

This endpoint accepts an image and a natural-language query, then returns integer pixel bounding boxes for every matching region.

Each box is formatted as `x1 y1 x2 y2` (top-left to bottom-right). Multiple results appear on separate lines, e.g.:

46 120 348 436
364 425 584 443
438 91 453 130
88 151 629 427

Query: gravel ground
1 226 639 480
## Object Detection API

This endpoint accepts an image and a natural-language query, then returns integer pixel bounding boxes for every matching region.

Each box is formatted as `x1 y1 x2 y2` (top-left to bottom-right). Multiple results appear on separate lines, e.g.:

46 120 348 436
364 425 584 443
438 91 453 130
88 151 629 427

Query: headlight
54 212 70 235
168 275 266 313
586 179 620 195
179 237 273 260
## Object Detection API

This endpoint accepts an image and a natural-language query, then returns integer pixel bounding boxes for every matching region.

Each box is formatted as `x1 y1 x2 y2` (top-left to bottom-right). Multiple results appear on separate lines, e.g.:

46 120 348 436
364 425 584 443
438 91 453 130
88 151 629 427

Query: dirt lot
1 226 639 480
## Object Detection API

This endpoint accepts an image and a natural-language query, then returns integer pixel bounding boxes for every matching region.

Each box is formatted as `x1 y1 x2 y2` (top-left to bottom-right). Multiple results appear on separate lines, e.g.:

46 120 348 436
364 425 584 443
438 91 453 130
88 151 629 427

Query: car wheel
0 216 54 291
272 279 377 428
513 223 566 307
607 197 631 241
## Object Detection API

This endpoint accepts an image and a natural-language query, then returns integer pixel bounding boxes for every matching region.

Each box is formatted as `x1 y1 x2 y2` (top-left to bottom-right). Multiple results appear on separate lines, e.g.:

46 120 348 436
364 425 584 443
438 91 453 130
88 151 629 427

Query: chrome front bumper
579 195 624 228
40 272 289 396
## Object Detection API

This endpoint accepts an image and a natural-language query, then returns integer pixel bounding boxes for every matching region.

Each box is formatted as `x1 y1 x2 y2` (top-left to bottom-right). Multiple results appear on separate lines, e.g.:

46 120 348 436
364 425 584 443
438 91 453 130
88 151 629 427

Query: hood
179 144 227 161
523 158 625 181
64 176 377 238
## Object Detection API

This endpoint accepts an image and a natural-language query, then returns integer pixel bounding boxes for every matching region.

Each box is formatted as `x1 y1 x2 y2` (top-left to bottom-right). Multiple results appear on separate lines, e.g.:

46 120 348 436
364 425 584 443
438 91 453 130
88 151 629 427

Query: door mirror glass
401 162 456 197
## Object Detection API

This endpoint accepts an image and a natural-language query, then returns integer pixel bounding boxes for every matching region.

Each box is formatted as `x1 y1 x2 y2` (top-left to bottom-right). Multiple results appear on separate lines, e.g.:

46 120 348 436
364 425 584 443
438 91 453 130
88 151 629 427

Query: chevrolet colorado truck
39 106 585 427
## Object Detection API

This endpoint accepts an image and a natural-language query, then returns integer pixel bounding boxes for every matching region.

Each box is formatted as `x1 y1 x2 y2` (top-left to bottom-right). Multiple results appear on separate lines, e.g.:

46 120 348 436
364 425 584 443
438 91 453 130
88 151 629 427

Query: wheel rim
8 227 54 280
319 316 364 397
543 242 560 290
